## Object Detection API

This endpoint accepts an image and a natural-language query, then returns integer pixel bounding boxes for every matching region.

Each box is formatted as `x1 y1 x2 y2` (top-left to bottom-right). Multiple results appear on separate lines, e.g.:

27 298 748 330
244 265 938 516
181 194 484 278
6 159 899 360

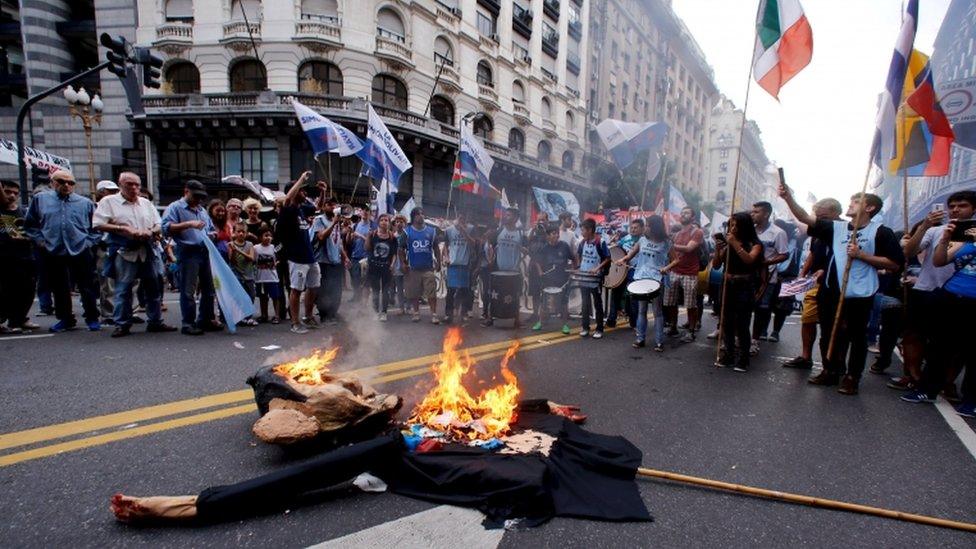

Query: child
228 222 258 327
254 229 282 324
576 218 611 338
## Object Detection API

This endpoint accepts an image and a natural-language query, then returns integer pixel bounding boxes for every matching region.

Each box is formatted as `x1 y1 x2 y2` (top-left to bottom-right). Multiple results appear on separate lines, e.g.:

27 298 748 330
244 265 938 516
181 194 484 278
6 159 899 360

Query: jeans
752 281 781 338
42 247 99 323
348 259 365 301
392 274 404 310
479 268 492 317
606 284 636 327
96 247 115 318
722 278 755 367
873 298 903 369
317 263 344 320
580 286 604 331
368 267 392 313
445 287 471 320
635 296 664 345
816 290 873 379
177 246 215 328
114 254 163 327
0 256 36 326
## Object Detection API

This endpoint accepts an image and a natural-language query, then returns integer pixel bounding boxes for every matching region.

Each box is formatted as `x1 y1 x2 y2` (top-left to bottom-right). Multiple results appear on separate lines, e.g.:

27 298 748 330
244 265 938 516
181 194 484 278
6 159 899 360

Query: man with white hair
93 172 176 337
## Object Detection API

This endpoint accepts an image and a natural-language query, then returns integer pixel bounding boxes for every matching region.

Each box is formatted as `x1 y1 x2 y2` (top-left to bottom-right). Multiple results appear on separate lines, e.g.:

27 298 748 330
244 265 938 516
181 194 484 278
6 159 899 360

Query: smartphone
713 233 727 243
950 219 976 242
932 203 946 213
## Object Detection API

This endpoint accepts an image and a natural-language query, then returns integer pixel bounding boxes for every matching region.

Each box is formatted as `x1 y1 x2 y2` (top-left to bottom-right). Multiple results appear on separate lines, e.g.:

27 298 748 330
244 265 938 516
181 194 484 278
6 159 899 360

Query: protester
226 198 244 231
780 185 904 395
93 172 175 337
228 221 258 327
713 212 764 371
474 225 494 321
558 212 578 249
399 207 440 323
616 216 674 352
243 198 265 243
663 206 704 342
443 212 474 324
347 209 373 303
253 228 281 324
311 194 348 325
0 180 36 333
365 213 398 321
93 180 121 323
23 170 101 332
750 201 789 354
276 172 318 334
533 223 574 334
527 214 549 325
769 219 802 340
606 218 642 329
390 215 408 313
576 218 611 339
208 199 231 258
484 207 525 327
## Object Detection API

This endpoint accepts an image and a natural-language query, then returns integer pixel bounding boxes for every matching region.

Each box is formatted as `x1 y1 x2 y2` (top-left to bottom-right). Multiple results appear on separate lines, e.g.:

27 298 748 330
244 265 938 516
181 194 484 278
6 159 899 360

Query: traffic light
100 33 129 79
134 47 164 89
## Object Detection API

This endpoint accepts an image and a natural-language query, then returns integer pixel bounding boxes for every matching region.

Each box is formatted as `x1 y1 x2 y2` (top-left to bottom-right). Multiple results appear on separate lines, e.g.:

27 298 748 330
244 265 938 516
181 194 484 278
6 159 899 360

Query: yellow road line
0 329 569 452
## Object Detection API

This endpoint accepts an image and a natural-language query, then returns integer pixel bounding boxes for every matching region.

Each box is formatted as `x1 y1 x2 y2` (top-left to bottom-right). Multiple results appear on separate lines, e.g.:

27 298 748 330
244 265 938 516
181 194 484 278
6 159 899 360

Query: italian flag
752 0 813 99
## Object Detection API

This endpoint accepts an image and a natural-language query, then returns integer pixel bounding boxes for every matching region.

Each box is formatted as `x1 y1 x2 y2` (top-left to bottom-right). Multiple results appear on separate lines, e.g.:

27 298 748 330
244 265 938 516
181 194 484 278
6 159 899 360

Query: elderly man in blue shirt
23 170 101 332
161 180 220 336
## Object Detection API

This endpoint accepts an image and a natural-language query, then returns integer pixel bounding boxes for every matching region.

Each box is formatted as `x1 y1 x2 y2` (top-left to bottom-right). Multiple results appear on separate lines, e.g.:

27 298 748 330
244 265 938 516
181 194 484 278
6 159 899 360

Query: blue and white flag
357 104 412 191
373 177 395 216
595 119 668 171
872 0 918 168
292 100 363 157
667 183 688 215
399 196 417 218
452 122 496 198
203 237 255 333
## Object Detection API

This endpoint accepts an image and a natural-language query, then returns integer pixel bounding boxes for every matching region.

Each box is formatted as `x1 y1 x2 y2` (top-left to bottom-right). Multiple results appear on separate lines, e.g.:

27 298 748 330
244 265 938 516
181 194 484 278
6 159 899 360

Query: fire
410 328 521 440
272 347 339 385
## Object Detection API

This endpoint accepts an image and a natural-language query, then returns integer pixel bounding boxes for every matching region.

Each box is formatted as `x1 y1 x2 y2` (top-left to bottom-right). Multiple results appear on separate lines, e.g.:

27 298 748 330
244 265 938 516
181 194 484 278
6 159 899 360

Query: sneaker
768 331 780 343
956 403 976 418
302 317 320 329
592 330 603 339
181 326 204 336
412 314 421 322
49 319 76 333
706 329 720 340
869 359 890 375
111 325 131 338
431 315 441 325
758 334 770 341
146 322 177 333
900 390 935 404
808 370 839 386
886 376 915 391
680 331 696 343
379 313 388 322
632 339 645 349
837 375 859 395
782 356 813 369
733 365 748 373
579 329 590 337
561 324 570 335
290 324 309 334
532 321 543 331
749 339 760 356
653 343 664 352
18 320 40 330
715 352 733 368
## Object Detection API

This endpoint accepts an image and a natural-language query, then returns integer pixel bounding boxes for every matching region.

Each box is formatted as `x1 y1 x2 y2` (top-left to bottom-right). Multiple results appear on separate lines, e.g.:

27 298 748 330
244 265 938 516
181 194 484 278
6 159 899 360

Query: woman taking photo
713 212 764 371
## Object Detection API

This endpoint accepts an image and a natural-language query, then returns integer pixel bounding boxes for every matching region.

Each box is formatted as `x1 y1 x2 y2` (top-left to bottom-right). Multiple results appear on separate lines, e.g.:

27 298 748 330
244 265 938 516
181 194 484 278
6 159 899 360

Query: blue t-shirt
403 224 436 271
494 227 524 271
350 220 370 260
445 225 472 266
310 215 343 265
945 242 976 299
577 237 610 273
633 237 670 282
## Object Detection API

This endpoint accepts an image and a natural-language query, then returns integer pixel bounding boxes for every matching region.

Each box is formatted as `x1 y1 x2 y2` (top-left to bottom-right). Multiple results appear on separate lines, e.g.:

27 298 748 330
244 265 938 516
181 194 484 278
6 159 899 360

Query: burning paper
272 347 339 385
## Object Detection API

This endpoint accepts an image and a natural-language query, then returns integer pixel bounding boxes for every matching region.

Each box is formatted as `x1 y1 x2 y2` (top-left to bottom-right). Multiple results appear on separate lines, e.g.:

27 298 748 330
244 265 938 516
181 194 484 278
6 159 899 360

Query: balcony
513 4 533 38
435 1 462 24
478 84 499 109
479 33 499 55
541 67 558 83
567 51 581 75
375 31 413 69
567 131 579 145
542 31 559 57
513 102 531 125
294 15 342 49
568 18 582 40
543 0 560 20
514 45 532 67
154 22 193 51
437 64 462 91
221 21 261 50
477 0 501 14
542 119 557 136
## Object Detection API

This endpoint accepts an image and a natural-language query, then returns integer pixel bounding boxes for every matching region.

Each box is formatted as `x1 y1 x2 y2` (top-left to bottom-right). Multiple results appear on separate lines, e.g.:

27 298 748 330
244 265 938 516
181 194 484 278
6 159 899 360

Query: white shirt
756 223 789 283
93 193 161 261
913 225 956 292
559 227 578 249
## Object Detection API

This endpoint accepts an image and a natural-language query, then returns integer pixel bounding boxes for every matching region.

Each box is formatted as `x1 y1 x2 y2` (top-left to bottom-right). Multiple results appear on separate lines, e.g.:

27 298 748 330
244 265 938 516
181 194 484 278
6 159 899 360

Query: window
430 95 454 125
611 41 618 61
222 138 278 185
719 162 728 172
164 0 193 21
720 148 729 158
477 61 493 87
561 151 574 170
718 177 727 187
372 74 407 109
301 0 338 21
298 60 342 95
541 97 551 119
165 61 200 94
231 0 261 21
537 140 552 163
477 11 496 37
434 36 454 66
623 53 630 71
377 7 405 42
229 59 266 92
512 80 526 104
473 116 493 140
716 190 726 202
565 110 575 132
508 128 525 152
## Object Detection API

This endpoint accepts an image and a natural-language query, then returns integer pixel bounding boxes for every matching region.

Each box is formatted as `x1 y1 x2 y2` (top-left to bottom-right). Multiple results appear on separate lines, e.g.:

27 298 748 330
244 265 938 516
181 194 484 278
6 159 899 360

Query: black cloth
806 220 905 295
192 410 651 527
721 277 755 367
724 239 763 276
274 205 314 264
367 233 398 270
815 291 873 378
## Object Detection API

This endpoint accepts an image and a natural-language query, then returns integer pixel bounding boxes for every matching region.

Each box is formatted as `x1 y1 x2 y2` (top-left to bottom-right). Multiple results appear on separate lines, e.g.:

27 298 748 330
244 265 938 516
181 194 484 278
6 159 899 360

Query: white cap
96 180 119 191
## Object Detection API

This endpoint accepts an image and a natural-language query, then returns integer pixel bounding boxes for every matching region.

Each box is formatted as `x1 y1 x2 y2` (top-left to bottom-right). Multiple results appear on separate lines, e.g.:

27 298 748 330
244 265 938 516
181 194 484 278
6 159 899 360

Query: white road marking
0 333 54 341
308 505 503 549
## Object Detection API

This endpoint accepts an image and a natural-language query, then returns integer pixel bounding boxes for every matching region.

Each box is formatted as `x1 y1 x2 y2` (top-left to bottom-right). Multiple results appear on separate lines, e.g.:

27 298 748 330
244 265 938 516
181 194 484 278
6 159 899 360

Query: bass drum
604 245 629 289
489 271 521 319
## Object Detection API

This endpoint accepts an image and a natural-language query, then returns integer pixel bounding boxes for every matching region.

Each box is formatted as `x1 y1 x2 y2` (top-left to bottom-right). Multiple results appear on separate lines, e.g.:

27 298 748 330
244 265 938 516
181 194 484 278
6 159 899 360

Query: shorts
288 261 321 291
256 281 281 300
664 273 698 309
446 265 470 289
405 269 438 300
800 284 819 324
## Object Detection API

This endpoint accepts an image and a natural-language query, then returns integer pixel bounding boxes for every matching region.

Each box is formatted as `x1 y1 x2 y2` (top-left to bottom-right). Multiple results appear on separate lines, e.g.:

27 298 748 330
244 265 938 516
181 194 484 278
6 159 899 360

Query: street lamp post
63 85 104 197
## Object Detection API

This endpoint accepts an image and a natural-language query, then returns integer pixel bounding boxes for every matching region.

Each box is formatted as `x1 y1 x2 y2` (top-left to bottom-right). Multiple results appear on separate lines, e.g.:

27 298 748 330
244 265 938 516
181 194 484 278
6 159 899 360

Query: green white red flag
752 0 813 99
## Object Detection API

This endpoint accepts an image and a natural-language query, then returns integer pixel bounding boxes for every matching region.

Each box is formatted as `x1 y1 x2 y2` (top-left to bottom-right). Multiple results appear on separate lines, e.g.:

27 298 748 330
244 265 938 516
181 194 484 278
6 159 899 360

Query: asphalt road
1 293 975 548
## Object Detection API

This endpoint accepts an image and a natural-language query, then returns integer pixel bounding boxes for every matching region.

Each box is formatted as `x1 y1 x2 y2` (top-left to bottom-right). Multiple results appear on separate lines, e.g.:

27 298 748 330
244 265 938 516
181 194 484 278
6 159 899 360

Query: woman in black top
712 212 764 371
365 214 399 320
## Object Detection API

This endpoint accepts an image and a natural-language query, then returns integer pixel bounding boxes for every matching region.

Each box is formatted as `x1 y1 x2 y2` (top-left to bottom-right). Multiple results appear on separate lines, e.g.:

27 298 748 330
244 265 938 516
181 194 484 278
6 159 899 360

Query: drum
626 279 662 301
604 246 629 289
489 271 521 319
568 270 602 289
542 286 564 311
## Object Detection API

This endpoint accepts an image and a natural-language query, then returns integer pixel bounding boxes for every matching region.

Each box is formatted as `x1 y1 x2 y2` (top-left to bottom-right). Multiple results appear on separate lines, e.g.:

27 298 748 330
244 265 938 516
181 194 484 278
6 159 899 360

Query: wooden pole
637 467 976 534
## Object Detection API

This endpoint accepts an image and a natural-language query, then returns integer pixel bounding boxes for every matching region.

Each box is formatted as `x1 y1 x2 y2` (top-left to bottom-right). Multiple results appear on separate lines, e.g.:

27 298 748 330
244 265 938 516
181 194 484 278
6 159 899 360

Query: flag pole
715 0 763 364
327 152 334 199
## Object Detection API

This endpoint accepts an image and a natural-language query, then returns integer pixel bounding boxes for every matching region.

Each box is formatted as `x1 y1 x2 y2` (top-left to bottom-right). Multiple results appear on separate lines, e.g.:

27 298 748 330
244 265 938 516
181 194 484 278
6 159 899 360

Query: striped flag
203 237 255 333
452 122 499 198
889 50 955 177
358 104 412 191
292 100 363 157
873 0 918 169
595 119 668 171
753 0 813 99
667 184 688 215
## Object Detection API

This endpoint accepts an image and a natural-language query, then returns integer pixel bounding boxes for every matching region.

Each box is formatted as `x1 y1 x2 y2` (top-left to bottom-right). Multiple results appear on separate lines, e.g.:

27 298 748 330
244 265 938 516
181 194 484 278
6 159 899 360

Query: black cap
185 180 208 199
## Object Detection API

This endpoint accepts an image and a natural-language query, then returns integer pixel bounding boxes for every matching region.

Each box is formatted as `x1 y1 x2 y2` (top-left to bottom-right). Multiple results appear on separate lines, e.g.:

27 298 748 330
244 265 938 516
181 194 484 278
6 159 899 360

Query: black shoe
110 325 131 338
181 326 204 336
666 327 679 337
808 371 840 386
101 317 116 326
782 356 813 369
130 316 145 324
606 320 617 328
146 322 177 333
869 359 889 375
632 339 645 349
201 321 224 332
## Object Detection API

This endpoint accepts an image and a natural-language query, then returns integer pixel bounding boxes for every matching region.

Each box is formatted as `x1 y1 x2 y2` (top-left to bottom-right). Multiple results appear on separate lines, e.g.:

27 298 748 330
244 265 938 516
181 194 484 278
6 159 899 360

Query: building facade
703 95 771 213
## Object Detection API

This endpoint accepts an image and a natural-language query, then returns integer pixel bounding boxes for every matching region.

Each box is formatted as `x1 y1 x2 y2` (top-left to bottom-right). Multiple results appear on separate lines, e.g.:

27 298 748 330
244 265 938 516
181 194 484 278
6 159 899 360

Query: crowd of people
1 169 974 417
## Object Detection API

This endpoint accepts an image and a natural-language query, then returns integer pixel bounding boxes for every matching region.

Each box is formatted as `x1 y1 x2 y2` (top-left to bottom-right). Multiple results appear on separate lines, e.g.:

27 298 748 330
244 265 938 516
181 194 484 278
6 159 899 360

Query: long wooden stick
637 467 976 534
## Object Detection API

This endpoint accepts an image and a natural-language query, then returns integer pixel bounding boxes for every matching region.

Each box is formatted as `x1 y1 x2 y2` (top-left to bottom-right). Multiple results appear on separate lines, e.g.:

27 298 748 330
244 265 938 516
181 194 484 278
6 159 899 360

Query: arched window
434 36 454 66
561 150 574 170
508 128 525 152
473 115 493 140
716 191 727 202
476 60 493 88
231 0 261 21
377 7 405 43
165 61 200 94
372 74 407 109
541 97 552 118
512 80 525 104
164 0 193 21
301 0 338 21
430 95 454 125
298 60 342 95
537 140 552 163
229 59 266 92
565 110 575 132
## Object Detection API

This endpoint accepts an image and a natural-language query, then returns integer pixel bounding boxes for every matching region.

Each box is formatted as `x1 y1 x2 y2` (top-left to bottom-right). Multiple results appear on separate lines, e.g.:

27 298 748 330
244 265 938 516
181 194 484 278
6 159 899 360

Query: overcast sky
671 0 951 205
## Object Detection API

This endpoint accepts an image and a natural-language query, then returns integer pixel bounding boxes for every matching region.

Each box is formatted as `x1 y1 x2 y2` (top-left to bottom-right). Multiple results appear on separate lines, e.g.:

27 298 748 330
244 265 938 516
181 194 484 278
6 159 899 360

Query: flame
272 347 339 385
410 328 521 440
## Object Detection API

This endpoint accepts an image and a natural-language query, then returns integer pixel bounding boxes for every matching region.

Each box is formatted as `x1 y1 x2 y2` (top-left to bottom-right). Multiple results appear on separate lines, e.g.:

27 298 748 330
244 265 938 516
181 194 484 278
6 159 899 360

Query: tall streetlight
63 85 104 197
